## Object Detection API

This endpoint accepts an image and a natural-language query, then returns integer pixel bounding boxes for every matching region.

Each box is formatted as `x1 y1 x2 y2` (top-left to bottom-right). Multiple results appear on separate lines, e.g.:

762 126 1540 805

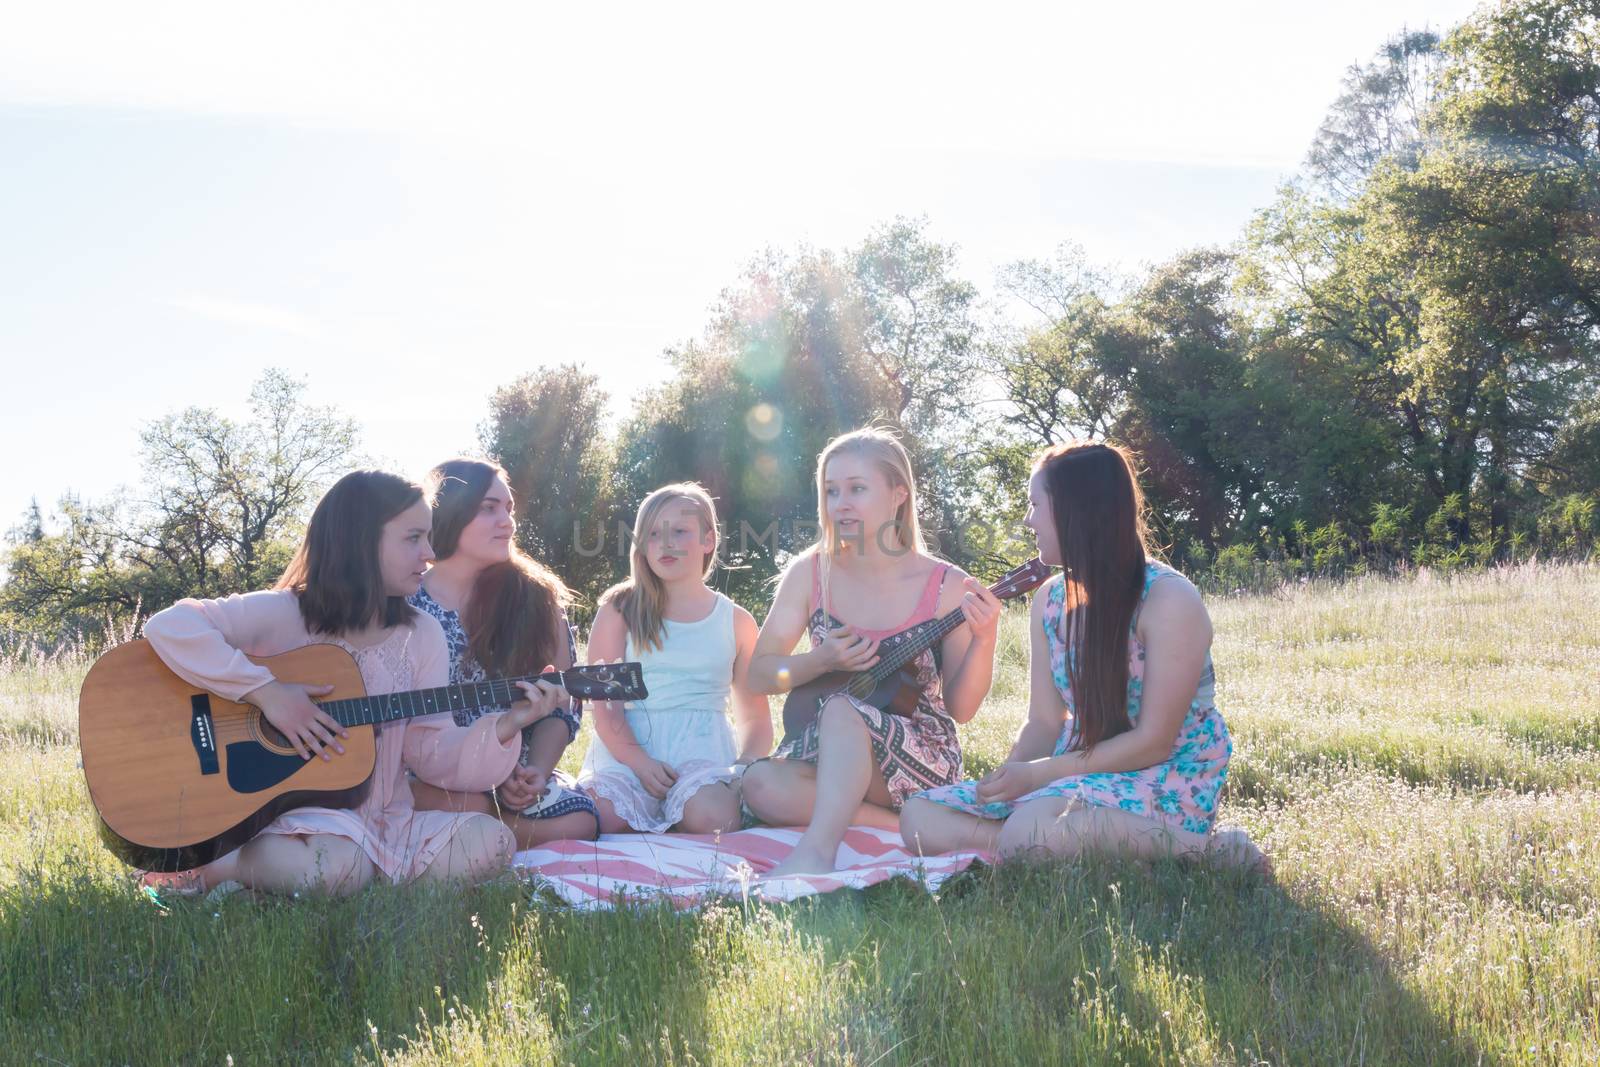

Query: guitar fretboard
847 612 967 696
318 674 557 728
840 559 1052 697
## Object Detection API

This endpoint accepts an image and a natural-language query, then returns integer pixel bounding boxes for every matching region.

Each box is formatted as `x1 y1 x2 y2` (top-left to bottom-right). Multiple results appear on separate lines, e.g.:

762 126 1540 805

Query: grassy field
2 564 1597 1066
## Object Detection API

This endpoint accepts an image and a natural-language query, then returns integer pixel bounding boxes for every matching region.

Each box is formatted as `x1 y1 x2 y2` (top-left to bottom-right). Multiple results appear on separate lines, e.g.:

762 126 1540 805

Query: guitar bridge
189 694 220 776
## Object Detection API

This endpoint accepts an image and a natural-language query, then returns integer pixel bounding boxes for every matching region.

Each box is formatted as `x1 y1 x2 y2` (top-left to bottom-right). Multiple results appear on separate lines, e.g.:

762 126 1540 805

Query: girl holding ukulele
742 427 1003 878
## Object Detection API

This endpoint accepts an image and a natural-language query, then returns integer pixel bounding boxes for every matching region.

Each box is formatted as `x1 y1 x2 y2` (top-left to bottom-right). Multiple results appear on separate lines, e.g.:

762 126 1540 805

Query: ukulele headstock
988 557 1055 601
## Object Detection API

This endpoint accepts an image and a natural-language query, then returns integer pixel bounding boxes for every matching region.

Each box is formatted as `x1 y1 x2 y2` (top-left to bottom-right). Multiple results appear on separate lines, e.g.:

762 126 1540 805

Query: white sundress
578 593 741 832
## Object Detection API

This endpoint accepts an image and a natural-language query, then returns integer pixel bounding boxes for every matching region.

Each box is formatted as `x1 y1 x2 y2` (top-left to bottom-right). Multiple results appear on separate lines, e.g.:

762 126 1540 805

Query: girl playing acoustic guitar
742 427 1003 877
140 470 565 896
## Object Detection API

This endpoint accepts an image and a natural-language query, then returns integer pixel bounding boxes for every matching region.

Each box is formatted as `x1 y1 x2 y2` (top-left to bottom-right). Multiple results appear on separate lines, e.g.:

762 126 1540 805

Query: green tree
1 370 359 643
1237 2 1600 554
852 217 983 436
1306 28 1445 198
128 369 357 592
609 219 993 610
989 243 1126 444
479 365 616 617
1355 0 1600 546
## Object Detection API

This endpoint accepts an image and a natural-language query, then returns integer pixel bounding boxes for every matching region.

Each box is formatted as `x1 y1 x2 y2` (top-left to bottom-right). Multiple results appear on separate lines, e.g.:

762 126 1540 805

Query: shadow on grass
0 857 568 1065
769 856 1497 1066
0 848 1498 1066
0 856 829 1066
908 857 1491 1067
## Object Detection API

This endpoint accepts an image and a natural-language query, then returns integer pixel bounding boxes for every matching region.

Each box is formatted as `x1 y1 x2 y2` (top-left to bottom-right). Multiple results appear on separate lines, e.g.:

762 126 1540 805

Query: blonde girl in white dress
579 483 773 834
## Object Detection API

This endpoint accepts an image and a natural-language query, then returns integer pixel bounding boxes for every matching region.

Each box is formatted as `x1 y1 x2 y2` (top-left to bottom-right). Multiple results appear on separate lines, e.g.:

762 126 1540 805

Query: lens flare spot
745 403 783 442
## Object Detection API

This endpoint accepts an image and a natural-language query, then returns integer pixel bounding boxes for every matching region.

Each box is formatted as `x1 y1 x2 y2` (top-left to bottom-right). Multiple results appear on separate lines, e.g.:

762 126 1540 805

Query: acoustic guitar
78 640 646 871
779 557 1054 744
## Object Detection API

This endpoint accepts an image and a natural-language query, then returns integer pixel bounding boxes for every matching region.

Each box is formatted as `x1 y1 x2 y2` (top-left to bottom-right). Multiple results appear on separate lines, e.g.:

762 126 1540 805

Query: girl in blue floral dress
901 442 1267 871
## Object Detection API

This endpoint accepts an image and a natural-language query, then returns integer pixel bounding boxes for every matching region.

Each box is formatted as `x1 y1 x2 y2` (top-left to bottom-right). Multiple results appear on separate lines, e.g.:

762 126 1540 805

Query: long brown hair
1037 441 1151 751
603 482 720 653
277 470 425 635
427 458 570 676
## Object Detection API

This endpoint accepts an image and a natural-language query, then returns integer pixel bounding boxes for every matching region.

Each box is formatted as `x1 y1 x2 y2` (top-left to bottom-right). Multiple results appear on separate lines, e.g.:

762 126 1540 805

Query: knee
997 803 1093 861
678 786 739 834
305 837 373 895
819 696 864 732
996 810 1059 861
444 814 515 871
739 761 778 811
898 798 934 850
993 816 1039 860
1056 804 1101 846
465 815 517 867
569 809 602 841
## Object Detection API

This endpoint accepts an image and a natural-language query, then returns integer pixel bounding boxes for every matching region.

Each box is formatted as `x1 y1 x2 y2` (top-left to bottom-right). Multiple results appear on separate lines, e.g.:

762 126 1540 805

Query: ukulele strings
849 570 1033 690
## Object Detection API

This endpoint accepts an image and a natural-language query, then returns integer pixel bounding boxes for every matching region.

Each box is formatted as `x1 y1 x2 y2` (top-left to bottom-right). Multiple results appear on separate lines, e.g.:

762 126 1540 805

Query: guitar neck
317 672 558 728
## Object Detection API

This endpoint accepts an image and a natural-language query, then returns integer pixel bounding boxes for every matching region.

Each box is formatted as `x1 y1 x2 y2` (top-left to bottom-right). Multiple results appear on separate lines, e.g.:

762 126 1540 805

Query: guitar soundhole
254 714 294 752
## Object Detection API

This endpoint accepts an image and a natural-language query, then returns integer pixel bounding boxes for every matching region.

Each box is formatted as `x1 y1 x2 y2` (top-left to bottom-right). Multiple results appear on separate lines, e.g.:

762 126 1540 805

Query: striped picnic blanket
512 826 989 909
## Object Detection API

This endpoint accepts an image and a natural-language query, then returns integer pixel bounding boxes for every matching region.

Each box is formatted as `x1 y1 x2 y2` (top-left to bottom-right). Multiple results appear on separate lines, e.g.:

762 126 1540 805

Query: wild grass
1 563 1596 1065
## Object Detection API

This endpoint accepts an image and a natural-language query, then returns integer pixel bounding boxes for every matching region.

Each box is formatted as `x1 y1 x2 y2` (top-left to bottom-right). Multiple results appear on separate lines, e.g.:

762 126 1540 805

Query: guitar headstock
559 662 649 702
987 557 1055 601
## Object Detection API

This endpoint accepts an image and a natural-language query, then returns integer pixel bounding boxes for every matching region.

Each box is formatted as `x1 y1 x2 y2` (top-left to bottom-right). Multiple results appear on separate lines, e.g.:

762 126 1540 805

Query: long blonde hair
603 482 721 652
806 426 930 614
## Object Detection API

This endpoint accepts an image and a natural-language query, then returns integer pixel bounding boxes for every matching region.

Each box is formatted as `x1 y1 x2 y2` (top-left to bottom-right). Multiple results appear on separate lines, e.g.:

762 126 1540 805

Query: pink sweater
143 589 521 881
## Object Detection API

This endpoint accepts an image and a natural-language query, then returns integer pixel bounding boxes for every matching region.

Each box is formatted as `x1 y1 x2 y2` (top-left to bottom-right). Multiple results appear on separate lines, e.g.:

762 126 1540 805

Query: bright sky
1 0 1483 530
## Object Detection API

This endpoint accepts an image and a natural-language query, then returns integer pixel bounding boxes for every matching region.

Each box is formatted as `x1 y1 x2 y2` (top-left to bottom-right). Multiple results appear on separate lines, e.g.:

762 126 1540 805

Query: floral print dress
409 584 598 827
915 562 1231 835
768 556 965 811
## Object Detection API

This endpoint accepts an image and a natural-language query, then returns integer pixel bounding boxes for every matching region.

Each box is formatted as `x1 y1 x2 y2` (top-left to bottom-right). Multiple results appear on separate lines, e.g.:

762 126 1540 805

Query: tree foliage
7 2 1599 639
2 371 358 643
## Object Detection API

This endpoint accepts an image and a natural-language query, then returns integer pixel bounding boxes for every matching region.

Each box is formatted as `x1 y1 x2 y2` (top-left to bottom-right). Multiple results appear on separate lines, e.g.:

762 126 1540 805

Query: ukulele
78 640 646 872
779 557 1054 743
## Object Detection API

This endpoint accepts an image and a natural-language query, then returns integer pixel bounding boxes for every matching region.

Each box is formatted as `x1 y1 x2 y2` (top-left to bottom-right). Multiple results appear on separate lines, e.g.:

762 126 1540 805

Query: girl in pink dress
742 428 1004 878
141 470 568 896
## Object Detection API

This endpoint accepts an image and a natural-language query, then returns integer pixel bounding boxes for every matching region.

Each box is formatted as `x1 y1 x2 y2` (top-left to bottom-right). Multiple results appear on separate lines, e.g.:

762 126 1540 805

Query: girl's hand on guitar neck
246 680 346 761
816 625 881 673
496 665 568 744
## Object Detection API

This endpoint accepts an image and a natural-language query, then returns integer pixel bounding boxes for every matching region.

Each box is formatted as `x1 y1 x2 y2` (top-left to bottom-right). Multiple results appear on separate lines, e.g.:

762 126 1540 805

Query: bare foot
1207 827 1273 877
760 843 836 881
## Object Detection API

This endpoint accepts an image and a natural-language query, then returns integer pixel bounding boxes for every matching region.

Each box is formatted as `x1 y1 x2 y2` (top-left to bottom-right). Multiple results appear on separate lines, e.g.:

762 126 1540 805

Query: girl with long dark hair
140 470 565 895
407 458 600 847
900 442 1267 871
